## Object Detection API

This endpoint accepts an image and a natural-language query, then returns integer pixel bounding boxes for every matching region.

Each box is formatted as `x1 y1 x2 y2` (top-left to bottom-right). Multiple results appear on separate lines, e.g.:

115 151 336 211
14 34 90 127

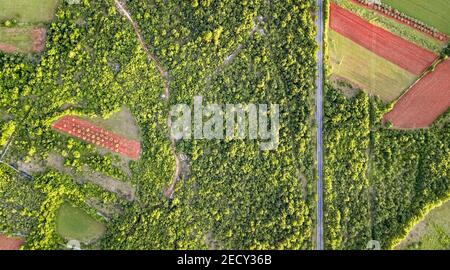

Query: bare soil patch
0 234 23 250
47 153 136 201
384 59 450 128
52 116 141 160
31 27 46 52
0 43 17 53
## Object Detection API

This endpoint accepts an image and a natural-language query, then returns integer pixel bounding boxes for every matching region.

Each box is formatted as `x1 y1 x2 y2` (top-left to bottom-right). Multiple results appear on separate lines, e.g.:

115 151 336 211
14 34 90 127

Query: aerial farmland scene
0 0 449 256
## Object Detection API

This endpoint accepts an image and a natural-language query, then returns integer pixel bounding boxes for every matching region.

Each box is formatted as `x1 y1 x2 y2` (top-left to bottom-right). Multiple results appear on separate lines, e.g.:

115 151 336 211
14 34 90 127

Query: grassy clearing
56 202 105 243
83 106 140 141
328 30 416 101
397 200 450 250
0 27 33 52
0 0 58 54
0 0 59 23
382 0 450 36
333 0 444 53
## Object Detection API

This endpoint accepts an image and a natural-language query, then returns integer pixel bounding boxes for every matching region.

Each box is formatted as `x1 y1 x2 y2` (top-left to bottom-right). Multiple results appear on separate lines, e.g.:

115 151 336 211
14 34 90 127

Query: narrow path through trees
114 0 182 199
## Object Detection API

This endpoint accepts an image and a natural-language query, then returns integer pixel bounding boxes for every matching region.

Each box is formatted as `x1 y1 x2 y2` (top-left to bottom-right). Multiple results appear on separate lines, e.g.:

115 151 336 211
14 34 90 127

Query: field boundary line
350 0 448 42
388 57 445 107
330 2 437 76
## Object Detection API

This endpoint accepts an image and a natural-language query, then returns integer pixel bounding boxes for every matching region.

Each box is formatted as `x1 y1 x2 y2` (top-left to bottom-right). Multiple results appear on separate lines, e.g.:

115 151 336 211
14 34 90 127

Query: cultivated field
52 116 141 160
46 153 136 201
354 0 446 41
0 0 59 23
330 3 437 76
0 0 56 53
83 107 140 142
384 59 450 128
0 27 46 53
328 30 416 101
396 200 450 250
382 0 450 36
333 0 444 53
0 27 31 53
0 234 24 250
56 203 105 244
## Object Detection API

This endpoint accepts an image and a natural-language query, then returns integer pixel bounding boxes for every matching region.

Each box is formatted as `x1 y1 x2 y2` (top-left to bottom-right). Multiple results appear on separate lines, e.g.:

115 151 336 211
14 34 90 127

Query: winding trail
114 0 182 198
315 0 324 250
114 0 170 98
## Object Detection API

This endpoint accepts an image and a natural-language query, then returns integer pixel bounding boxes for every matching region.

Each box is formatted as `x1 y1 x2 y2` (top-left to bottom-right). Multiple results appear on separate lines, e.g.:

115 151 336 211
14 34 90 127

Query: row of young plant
333 0 443 52
354 0 447 40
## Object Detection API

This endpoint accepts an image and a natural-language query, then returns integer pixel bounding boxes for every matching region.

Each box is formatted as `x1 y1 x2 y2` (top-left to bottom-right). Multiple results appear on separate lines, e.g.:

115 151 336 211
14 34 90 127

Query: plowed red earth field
52 116 141 160
384 60 450 128
330 3 437 75
0 235 23 250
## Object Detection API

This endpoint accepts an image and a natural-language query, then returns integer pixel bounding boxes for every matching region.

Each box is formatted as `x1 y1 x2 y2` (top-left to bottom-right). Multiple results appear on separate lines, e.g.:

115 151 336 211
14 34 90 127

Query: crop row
354 0 447 41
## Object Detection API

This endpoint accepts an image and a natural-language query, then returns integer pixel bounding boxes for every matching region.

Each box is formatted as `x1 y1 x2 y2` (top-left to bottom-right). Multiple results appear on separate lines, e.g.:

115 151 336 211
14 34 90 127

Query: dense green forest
1 0 318 249
1 0 448 250
102 0 318 250
323 86 371 249
324 84 450 250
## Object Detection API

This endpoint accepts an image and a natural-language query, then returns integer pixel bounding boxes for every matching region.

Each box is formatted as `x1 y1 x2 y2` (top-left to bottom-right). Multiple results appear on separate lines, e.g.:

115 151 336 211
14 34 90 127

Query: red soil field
31 27 46 52
52 116 141 160
0 234 23 250
0 44 17 53
330 3 437 75
384 60 450 128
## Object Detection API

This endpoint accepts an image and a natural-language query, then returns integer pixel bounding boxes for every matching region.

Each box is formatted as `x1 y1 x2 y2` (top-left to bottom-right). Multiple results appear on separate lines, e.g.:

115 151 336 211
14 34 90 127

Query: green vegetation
1 0 448 251
101 0 318 250
1 0 318 250
0 27 34 53
397 200 450 250
323 86 371 249
371 118 449 249
326 3 449 249
0 0 59 23
0 121 15 147
324 84 450 249
0 164 44 236
328 30 416 101
333 0 444 53
21 170 120 250
56 202 105 243
81 107 140 142
382 0 450 36
442 43 450 58
0 0 58 54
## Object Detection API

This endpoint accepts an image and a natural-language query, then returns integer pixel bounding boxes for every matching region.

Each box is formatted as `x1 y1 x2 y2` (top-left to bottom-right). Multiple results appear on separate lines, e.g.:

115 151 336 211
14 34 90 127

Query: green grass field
56 203 105 244
0 27 34 52
328 30 417 101
382 0 450 36
397 200 450 250
83 107 140 141
0 0 59 23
